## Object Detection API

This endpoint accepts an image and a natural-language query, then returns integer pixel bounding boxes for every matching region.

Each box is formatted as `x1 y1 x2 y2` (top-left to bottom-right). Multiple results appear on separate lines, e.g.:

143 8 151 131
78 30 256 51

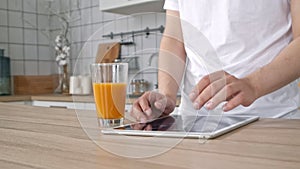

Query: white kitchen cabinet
31 100 76 109
31 100 132 112
100 0 165 15
31 100 96 110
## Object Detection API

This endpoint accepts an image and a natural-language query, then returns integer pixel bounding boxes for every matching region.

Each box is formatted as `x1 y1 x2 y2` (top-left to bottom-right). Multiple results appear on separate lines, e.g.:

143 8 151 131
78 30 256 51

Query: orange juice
93 83 127 119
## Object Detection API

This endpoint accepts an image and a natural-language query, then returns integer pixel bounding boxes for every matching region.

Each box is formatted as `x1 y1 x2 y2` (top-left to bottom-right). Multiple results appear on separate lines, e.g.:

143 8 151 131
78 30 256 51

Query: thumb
154 97 167 111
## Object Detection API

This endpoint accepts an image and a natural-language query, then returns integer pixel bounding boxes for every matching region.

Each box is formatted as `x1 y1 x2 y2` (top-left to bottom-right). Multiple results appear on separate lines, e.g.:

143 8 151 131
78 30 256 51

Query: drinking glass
90 63 128 128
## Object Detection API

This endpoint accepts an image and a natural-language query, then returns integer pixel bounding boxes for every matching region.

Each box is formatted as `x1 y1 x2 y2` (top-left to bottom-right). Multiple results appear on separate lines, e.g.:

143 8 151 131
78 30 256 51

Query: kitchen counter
0 102 300 169
0 94 92 102
0 95 32 102
0 94 181 105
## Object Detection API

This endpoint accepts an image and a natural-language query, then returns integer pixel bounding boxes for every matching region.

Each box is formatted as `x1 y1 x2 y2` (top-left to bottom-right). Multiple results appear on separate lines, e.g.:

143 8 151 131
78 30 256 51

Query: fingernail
205 101 213 110
189 92 196 100
145 109 152 116
155 102 163 109
193 102 200 109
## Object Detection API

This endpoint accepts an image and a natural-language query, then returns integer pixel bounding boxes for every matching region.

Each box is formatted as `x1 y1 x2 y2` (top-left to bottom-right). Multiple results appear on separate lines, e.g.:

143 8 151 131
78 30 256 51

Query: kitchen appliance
0 49 11 95
130 79 149 96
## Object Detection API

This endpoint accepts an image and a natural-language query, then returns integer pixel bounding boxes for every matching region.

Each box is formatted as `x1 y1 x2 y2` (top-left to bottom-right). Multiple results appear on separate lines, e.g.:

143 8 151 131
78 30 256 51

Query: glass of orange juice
90 63 128 128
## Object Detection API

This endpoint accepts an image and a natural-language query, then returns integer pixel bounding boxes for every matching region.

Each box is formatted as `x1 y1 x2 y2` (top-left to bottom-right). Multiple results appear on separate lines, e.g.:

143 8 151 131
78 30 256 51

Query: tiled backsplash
0 0 166 91
0 0 53 76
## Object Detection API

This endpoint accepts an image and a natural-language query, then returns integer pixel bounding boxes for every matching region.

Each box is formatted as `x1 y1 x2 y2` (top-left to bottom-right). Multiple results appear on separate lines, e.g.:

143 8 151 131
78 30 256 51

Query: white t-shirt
164 0 299 118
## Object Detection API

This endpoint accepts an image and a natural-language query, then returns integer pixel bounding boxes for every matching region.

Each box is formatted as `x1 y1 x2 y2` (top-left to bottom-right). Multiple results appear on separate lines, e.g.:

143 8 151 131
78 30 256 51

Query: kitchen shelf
100 0 165 15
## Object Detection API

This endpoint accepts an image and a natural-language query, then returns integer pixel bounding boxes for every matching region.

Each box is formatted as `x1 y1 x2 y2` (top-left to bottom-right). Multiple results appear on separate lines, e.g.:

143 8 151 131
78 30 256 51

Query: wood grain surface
0 102 300 169
13 75 59 95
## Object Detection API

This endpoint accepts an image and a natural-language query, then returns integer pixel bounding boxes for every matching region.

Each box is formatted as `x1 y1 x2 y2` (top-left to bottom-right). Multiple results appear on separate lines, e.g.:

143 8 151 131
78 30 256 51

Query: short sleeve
164 0 179 11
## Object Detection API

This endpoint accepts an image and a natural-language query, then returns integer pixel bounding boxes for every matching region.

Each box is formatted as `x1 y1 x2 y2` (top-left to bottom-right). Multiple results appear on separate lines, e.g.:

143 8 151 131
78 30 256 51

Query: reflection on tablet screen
113 115 257 133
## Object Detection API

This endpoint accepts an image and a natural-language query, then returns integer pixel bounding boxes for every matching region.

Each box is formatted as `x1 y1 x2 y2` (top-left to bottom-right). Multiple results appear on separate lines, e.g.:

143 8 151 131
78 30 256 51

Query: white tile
37 0 49 14
49 15 61 29
70 44 77 59
102 20 115 36
50 29 59 39
0 0 7 9
81 58 93 75
72 58 81 75
133 36 143 54
128 15 142 31
81 8 92 25
24 29 37 44
39 61 54 75
0 27 8 43
142 35 157 50
11 60 24 75
156 13 166 27
38 15 49 29
127 46 135 56
80 0 91 8
24 61 38 75
91 41 99 60
24 45 38 60
80 41 92 59
156 34 163 49
70 59 76 75
121 45 129 56
9 44 23 60
70 0 80 10
81 25 92 41
103 12 115 22
50 0 60 12
115 14 126 20
49 44 56 59
115 18 128 33
9 27 23 43
60 0 70 11
70 10 81 26
23 0 36 12
24 13 37 28
0 10 8 25
38 30 50 45
91 0 99 6
71 27 81 42
92 6 102 23
8 0 22 10
8 11 22 27
38 46 51 60
142 13 156 28
92 23 103 35
0 44 9 56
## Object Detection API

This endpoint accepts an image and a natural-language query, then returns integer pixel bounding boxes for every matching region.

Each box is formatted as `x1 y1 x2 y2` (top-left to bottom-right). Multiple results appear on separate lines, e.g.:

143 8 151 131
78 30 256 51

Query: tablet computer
101 115 259 139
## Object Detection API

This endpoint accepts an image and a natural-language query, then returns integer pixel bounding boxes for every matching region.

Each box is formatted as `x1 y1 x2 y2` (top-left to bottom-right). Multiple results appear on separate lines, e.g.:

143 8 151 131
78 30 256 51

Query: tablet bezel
101 115 259 139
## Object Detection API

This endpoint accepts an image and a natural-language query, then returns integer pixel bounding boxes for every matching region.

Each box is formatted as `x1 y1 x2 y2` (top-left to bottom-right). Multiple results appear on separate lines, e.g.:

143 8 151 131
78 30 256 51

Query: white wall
0 0 166 92
50 0 166 92
0 0 54 75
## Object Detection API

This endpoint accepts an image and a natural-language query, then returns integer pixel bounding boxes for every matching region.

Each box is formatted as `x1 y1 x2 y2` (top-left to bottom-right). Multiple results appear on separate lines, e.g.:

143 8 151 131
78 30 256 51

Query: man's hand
130 91 176 122
189 71 259 111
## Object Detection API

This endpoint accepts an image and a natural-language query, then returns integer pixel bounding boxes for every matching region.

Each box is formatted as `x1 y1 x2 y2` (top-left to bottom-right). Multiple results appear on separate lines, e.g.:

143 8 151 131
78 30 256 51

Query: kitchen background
0 0 165 95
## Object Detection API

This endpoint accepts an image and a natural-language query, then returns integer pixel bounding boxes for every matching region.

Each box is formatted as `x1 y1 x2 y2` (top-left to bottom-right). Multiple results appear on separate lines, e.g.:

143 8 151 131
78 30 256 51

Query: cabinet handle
49 105 68 109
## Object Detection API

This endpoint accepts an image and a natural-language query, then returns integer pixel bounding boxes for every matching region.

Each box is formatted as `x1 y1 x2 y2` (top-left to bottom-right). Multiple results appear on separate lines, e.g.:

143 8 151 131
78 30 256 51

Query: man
131 0 300 122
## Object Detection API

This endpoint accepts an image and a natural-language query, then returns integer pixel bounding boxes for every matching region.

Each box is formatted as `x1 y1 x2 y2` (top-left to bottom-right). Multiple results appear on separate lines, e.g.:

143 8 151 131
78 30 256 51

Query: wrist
243 75 261 100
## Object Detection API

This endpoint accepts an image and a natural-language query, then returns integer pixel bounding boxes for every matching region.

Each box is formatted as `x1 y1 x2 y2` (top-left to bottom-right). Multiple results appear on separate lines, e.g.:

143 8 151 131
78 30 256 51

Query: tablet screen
111 115 258 138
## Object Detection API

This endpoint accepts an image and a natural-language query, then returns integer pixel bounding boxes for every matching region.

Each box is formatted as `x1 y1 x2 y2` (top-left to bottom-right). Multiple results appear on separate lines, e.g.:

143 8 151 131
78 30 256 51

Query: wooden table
0 102 300 169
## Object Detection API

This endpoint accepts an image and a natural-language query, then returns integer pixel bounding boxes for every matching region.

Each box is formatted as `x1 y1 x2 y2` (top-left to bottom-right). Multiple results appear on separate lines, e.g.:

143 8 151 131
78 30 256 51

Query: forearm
246 37 300 99
158 10 186 102
158 36 186 102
